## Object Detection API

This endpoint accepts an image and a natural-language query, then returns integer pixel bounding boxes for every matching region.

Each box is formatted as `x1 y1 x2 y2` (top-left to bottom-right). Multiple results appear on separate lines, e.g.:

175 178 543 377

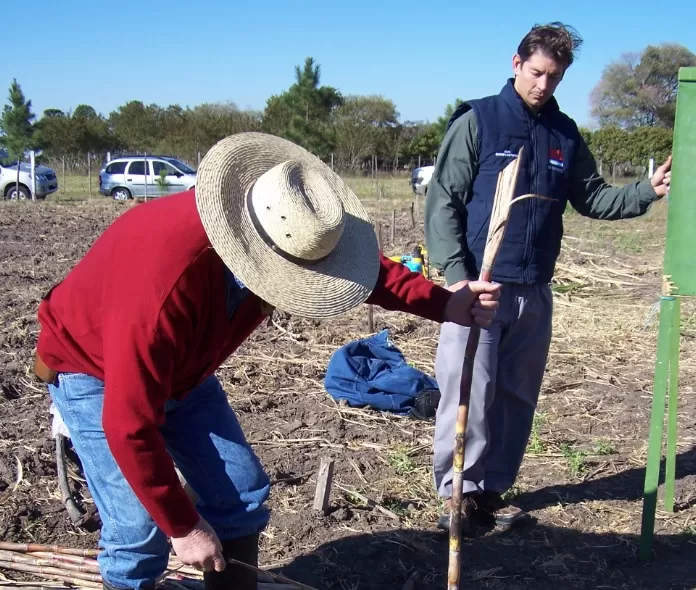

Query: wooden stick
334 483 401 521
0 543 99 557
226 557 319 590
312 457 334 514
448 147 539 590
367 222 383 333
390 210 396 246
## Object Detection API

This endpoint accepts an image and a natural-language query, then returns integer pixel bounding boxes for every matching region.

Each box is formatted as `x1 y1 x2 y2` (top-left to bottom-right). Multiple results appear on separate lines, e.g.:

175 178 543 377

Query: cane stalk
0 543 99 557
447 147 550 588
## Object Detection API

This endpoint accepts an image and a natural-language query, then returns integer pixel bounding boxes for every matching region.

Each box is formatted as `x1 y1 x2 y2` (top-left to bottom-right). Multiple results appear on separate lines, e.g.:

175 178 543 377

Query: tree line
1 43 693 176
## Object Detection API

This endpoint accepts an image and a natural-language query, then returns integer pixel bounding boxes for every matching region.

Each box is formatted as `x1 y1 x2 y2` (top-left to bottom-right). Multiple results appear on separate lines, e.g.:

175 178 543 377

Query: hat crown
249 160 345 262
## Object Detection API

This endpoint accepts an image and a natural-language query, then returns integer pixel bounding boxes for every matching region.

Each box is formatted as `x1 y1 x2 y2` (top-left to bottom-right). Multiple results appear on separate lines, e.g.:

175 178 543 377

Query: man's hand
171 517 226 573
443 280 501 327
651 155 672 198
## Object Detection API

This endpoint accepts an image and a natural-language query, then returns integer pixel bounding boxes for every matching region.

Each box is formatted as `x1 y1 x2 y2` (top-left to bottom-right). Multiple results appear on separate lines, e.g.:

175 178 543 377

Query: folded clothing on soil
324 329 440 419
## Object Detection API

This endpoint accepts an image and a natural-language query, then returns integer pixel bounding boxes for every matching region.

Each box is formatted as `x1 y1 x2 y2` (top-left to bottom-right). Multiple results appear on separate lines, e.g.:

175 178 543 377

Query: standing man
34 132 501 590
424 22 672 533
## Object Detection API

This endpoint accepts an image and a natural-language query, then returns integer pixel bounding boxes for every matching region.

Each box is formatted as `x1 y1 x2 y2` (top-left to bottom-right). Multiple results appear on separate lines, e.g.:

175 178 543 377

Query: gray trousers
433 283 553 497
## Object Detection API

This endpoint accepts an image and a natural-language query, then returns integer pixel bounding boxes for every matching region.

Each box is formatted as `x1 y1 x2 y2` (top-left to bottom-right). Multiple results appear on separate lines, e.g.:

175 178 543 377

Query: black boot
204 533 259 590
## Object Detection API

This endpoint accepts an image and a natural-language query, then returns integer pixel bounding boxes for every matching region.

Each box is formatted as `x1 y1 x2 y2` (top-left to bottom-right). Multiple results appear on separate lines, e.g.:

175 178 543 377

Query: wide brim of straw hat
195 132 381 319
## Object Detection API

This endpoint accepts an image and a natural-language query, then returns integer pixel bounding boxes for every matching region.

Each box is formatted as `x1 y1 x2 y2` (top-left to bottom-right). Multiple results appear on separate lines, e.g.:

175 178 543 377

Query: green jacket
424 110 660 285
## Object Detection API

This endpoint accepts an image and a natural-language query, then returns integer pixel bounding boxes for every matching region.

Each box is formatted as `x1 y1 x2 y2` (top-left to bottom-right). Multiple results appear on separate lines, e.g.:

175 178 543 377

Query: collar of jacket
499 77 560 119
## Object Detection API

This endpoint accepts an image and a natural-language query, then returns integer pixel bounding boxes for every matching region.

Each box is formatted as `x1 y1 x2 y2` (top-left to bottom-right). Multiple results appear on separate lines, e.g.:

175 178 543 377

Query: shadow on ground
273 524 696 589
272 446 696 589
514 446 696 514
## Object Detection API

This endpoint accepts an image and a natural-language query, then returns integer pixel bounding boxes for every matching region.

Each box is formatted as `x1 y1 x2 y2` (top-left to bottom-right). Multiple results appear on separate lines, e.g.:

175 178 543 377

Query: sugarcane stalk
0 560 101 587
0 542 99 557
27 552 99 571
0 551 98 574
447 147 552 589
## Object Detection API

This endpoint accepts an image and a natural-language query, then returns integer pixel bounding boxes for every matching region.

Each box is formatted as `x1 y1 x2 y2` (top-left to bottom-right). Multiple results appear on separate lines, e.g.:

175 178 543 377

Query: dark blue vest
449 79 581 284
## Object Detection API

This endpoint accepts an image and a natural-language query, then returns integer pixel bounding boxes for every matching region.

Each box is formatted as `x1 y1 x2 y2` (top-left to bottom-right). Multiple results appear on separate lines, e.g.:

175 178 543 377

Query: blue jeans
48 372 271 589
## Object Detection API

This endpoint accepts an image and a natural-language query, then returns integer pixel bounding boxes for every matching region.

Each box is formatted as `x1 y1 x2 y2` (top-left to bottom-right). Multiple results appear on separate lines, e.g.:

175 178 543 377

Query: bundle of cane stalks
0 542 313 590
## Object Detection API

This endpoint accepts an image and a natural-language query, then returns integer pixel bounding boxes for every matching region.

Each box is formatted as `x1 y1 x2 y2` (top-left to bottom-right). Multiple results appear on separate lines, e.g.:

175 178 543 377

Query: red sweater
36 189 452 538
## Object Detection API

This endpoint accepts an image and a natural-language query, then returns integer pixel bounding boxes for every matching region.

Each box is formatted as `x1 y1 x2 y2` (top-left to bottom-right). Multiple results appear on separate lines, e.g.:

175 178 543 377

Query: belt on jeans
33 350 58 385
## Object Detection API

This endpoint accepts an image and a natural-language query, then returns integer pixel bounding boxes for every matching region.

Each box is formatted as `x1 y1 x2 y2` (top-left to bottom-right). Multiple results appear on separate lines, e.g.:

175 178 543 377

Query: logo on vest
549 148 564 172
494 150 519 159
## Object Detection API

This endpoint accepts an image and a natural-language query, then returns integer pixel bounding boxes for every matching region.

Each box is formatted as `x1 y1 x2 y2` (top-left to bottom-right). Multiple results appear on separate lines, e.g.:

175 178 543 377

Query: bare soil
1 198 695 589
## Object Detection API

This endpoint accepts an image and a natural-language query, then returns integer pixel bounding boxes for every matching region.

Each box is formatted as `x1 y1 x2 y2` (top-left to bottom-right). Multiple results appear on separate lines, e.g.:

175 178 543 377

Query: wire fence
4 148 655 202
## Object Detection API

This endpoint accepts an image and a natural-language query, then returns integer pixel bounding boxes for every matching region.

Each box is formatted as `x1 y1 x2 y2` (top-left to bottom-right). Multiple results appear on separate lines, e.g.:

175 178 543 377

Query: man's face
512 51 565 112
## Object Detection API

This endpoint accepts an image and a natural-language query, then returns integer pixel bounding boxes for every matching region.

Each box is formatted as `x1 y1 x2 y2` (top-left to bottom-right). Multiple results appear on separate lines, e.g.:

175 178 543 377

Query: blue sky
5 0 695 128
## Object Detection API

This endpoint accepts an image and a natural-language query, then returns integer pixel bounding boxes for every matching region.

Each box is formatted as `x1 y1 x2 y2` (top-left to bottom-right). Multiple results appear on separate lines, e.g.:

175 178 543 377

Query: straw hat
195 132 380 319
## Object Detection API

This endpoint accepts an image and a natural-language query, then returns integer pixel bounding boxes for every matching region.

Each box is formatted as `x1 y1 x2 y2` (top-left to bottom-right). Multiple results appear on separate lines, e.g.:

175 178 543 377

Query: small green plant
527 412 547 454
560 443 588 478
501 484 522 502
388 445 416 475
155 168 169 196
382 498 409 517
593 440 616 456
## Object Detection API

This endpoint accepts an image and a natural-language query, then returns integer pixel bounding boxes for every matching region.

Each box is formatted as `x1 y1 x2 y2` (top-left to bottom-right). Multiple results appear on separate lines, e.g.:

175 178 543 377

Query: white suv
0 149 59 200
98 155 197 200
410 165 434 196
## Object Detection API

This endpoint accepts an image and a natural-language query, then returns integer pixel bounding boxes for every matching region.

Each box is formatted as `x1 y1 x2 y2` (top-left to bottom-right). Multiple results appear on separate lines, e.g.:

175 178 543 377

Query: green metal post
639 66 696 560
663 67 696 295
639 296 674 561
664 297 680 512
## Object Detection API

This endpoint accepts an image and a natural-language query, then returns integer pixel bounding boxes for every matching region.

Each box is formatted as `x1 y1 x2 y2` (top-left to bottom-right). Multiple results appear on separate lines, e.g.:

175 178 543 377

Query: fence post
88 152 92 199
649 158 655 177
62 157 66 194
390 210 396 247
30 150 36 200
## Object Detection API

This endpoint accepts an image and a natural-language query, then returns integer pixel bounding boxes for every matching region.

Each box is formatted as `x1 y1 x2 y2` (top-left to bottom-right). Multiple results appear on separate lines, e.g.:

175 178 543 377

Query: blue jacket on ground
324 330 438 415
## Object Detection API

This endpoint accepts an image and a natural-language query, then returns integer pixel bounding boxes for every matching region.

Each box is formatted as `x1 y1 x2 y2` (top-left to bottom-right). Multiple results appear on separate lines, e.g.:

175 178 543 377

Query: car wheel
112 187 131 201
5 185 30 201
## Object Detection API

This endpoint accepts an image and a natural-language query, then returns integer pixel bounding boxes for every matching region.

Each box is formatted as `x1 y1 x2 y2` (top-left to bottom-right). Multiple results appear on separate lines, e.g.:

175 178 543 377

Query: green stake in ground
639 66 696 561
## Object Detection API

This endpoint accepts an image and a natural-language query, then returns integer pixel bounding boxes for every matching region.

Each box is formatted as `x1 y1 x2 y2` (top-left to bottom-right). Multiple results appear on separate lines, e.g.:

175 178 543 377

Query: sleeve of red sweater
365 254 452 322
101 278 201 539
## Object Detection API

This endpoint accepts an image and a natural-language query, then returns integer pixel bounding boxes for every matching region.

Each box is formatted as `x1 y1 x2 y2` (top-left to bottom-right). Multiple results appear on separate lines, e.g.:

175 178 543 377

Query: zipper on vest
523 116 538 284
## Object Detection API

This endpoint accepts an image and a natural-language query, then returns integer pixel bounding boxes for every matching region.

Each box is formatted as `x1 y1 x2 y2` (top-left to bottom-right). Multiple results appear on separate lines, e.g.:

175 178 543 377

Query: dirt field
1 194 695 590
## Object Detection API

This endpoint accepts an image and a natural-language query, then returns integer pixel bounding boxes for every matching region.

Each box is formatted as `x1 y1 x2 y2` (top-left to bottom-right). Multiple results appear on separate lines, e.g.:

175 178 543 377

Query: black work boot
436 493 479 537
477 491 528 530
204 533 259 590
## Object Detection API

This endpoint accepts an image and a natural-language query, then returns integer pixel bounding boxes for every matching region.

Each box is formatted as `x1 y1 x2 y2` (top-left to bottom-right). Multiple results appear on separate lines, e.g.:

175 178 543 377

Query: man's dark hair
517 22 583 69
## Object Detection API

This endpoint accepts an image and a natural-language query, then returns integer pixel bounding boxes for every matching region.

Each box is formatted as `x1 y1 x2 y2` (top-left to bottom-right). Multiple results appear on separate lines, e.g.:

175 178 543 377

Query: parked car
0 149 59 200
98 155 197 200
410 165 434 196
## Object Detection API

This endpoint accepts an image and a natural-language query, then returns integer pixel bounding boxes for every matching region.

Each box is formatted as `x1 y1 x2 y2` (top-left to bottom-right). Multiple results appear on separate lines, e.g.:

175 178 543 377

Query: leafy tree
406 124 441 159
332 95 398 171
590 43 696 128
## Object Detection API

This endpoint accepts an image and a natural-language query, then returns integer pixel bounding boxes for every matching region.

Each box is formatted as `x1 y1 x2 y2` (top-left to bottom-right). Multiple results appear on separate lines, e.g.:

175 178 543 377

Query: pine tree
0 79 37 199
0 79 37 160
